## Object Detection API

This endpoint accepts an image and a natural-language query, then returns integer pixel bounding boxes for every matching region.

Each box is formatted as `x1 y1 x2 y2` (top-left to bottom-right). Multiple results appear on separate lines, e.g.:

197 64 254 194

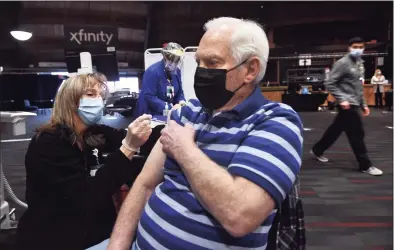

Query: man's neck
215 87 255 113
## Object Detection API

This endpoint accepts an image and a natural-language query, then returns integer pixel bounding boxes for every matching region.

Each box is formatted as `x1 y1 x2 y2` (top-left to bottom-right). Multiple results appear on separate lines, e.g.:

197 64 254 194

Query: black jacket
16 125 141 250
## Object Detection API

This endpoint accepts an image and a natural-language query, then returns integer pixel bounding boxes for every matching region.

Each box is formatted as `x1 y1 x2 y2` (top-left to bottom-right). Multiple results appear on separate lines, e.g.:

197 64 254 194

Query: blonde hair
375 69 382 76
37 73 108 144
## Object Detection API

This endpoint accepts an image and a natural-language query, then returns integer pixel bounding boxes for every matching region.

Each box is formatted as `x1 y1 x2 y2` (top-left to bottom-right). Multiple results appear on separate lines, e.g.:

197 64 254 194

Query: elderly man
107 17 303 250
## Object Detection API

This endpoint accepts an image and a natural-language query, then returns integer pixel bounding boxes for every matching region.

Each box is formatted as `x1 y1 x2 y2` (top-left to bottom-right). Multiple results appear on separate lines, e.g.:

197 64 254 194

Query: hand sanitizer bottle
163 102 169 117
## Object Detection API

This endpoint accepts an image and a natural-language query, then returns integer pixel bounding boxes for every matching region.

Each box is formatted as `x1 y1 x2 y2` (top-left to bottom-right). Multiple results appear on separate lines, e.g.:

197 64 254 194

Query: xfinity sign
64 26 118 48
70 29 113 45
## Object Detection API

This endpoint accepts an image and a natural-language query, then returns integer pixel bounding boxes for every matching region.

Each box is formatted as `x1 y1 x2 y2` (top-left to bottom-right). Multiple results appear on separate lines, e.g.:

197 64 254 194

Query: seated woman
16 73 152 250
133 42 186 118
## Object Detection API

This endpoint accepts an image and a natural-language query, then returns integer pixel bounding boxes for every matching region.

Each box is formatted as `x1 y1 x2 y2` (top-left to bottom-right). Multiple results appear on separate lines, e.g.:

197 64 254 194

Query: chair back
266 177 306 250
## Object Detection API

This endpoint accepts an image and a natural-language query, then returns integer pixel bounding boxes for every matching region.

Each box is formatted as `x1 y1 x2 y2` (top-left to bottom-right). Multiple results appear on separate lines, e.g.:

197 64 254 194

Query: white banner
180 47 198 101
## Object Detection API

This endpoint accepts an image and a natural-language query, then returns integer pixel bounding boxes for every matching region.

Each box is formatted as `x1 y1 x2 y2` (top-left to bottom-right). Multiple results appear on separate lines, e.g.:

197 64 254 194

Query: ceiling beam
262 2 392 28
266 15 376 28
19 8 147 30
17 37 145 52
0 49 144 69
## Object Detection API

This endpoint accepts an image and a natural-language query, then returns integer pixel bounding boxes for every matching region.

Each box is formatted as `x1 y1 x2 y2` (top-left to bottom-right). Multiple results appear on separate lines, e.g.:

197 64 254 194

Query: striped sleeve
170 103 183 123
169 99 202 126
228 108 303 207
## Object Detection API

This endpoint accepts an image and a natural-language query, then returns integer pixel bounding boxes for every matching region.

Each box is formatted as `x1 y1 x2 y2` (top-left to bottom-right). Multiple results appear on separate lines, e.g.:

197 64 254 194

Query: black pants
375 92 383 108
312 106 372 171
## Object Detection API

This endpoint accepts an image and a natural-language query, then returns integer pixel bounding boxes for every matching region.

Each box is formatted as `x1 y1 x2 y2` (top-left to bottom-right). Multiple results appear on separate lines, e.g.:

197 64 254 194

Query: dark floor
0 109 393 250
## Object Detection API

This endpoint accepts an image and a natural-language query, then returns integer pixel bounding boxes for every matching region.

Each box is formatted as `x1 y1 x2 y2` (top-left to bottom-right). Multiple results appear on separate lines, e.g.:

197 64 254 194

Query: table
261 86 287 102
105 105 132 117
261 84 392 107
152 115 167 122
151 115 167 128
363 84 392 106
282 93 329 112
30 100 54 115
385 91 393 109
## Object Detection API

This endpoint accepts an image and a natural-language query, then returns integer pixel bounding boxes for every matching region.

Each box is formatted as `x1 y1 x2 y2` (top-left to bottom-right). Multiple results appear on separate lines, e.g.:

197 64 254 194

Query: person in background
371 69 386 109
106 17 303 250
310 37 383 176
134 42 186 118
16 73 153 250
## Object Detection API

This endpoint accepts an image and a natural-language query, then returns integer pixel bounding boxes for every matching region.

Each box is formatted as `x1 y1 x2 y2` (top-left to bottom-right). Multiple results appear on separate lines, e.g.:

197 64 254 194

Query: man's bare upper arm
135 140 166 190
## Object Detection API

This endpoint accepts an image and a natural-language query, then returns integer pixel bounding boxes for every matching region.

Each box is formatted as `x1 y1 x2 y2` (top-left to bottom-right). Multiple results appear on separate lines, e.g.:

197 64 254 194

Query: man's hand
160 121 196 159
340 101 350 110
362 106 370 116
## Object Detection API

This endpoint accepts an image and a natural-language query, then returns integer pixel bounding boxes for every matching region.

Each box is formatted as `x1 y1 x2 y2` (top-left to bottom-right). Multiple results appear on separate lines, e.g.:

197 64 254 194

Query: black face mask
194 60 247 110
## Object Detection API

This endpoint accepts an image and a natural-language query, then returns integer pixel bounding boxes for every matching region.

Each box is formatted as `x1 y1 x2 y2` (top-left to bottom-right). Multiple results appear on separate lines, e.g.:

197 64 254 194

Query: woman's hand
122 114 153 152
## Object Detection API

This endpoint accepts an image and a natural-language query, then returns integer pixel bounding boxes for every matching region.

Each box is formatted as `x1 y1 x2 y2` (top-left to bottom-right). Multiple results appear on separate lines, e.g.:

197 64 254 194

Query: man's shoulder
180 99 203 115
171 99 203 124
250 101 303 136
336 56 350 66
172 99 301 126
257 101 301 123
186 99 203 110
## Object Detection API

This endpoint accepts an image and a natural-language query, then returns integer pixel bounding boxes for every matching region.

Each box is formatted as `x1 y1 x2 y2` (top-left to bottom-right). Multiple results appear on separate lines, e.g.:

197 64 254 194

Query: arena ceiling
0 1 392 71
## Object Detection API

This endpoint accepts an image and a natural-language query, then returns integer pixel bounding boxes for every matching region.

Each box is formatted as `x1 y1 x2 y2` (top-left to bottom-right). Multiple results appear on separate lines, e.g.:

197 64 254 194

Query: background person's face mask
77 97 104 126
165 61 178 72
349 48 364 58
194 60 247 110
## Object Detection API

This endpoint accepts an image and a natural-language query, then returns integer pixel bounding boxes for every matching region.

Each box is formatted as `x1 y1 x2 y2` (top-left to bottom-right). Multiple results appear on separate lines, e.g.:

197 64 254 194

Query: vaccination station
0 1 393 250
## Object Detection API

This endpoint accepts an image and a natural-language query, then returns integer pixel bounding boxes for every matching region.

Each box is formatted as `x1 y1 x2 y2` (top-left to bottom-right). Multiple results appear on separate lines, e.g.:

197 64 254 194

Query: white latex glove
171 104 182 111
122 114 152 152
167 103 184 123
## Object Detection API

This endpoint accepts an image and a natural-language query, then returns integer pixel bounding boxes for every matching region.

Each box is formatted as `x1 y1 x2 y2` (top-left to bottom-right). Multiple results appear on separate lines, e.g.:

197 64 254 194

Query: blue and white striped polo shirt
135 87 304 249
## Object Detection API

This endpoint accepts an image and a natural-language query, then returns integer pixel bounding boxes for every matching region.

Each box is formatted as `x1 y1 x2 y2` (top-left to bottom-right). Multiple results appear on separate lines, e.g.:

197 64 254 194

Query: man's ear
244 57 260 84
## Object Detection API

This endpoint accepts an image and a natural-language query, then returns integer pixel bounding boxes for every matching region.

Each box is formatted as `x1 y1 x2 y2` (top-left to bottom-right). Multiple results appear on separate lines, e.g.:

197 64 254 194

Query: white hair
204 17 269 84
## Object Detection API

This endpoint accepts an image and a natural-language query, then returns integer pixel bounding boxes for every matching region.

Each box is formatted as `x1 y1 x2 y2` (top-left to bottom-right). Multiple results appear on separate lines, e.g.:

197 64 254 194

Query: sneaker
362 166 383 176
310 149 329 163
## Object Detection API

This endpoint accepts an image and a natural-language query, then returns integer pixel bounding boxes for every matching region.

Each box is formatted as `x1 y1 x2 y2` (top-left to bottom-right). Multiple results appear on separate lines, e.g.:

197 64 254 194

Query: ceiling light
51 72 69 76
10 31 32 41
